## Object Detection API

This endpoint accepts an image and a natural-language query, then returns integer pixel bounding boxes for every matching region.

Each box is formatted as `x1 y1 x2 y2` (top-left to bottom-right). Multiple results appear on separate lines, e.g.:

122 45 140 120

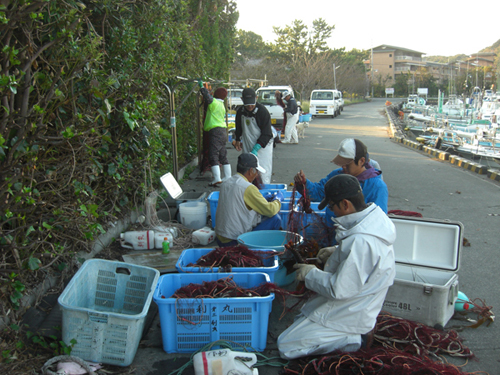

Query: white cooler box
383 216 463 329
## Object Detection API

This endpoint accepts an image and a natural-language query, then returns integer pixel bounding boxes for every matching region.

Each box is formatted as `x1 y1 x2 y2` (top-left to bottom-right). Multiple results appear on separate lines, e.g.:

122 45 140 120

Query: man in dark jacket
276 90 299 144
233 88 274 184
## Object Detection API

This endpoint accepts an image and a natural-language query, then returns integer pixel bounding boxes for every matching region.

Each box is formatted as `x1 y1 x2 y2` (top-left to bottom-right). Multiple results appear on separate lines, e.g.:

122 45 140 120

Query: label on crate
383 300 421 312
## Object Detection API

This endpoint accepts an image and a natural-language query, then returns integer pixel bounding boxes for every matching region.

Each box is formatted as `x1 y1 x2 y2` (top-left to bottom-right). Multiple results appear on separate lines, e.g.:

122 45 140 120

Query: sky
234 0 499 57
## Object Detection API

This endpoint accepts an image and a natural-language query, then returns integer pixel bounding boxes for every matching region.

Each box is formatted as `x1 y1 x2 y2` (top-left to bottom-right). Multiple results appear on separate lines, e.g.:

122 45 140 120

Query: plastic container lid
390 216 463 272
160 172 183 199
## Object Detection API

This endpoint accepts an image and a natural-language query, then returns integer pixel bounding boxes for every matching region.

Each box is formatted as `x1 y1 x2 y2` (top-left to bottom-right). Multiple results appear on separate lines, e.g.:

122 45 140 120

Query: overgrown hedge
0 0 237 317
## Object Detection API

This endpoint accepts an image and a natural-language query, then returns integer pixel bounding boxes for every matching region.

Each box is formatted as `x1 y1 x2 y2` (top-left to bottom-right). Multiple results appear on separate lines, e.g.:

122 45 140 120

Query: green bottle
162 237 170 254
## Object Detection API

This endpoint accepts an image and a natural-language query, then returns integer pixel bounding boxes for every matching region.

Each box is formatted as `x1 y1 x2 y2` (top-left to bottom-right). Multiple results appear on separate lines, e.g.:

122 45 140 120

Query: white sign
417 88 428 95
385 88 394 94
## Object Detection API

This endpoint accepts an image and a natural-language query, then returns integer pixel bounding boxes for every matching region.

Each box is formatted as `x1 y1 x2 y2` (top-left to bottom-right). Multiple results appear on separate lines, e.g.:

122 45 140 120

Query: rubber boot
222 164 232 182
210 165 222 186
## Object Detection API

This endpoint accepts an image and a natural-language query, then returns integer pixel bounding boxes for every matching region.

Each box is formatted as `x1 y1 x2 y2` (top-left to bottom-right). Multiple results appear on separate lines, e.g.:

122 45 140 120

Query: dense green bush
0 0 237 317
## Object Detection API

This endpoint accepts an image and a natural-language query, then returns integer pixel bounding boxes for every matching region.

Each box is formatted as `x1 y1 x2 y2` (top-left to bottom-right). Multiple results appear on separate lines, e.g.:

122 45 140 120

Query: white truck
309 89 341 118
255 85 299 131
227 88 243 109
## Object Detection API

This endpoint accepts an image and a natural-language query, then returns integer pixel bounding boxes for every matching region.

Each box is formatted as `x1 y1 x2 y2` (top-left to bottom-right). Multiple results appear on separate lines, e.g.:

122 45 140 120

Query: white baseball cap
331 138 367 166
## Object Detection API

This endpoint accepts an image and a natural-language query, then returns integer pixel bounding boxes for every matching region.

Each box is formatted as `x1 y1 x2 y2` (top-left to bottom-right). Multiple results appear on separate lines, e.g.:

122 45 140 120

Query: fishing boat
403 94 427 111
454 143 500 169
441 95 464 117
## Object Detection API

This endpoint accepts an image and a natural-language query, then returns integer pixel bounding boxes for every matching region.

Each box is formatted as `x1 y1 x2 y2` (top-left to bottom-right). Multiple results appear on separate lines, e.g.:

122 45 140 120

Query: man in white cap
275 89 299 144
215 153 283 247
233 88 274 184
294 138 387 237
278 174 396 359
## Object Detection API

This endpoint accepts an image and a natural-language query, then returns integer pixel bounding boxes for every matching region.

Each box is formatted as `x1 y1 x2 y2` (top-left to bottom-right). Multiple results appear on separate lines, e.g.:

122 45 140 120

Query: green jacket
204 98 227 131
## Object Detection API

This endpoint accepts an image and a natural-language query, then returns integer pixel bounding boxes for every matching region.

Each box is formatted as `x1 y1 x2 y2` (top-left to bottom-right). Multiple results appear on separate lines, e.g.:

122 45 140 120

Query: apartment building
365 44 497 86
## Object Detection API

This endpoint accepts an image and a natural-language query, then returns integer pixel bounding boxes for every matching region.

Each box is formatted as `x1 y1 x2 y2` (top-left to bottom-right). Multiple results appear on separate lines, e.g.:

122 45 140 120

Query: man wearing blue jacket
294 138 388 237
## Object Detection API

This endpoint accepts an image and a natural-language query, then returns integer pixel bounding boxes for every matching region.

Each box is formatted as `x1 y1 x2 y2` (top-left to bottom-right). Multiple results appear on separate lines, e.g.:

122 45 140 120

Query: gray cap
238 153 266 173
318 174 362 210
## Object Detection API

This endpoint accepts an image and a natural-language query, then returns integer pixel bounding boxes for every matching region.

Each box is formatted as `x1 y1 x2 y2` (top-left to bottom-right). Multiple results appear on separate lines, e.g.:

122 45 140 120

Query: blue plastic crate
58 260 160 366
153 273 274 353
207 191 219 229
175 248 279 282
261 183 287 192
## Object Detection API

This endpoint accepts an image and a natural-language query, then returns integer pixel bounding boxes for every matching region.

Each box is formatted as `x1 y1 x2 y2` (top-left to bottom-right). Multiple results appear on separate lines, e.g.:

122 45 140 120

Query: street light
333 64 340 90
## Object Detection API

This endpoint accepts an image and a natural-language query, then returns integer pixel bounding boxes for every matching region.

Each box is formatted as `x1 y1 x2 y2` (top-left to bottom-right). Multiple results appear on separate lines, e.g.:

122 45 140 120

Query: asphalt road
132 98 500 375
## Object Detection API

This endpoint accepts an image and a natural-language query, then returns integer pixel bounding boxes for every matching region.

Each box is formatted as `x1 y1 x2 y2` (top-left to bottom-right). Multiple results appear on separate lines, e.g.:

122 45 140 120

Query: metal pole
333 63 337 90
162 82 179 180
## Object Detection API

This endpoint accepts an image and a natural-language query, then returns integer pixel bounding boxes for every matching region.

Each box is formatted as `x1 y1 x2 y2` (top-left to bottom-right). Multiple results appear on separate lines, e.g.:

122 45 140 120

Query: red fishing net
283 312 476 375
168 275 305 300
388 209 423 217
286 184 332 249
186 245 276 271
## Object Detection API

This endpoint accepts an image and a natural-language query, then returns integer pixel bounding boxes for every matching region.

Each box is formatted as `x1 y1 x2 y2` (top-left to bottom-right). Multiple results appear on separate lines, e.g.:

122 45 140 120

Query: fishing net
283 347 473 375
282 312 476 375
285 181 332 251
169 275 305 300
388 209 423 217
185 245 277 271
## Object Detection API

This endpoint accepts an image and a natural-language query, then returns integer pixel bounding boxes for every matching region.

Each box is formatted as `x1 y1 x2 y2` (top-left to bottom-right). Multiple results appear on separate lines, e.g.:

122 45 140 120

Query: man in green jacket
200 84 231 186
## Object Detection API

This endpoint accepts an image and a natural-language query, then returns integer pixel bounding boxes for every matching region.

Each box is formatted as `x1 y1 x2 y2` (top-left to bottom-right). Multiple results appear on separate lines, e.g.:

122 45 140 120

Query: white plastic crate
58 259 160 366
383 216 463 328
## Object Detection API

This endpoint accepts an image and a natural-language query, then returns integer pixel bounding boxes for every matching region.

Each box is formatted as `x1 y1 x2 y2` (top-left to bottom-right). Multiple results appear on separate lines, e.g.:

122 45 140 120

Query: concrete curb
449 155 488 174
403 138 423 150
487 169 500 181
423 145 450 161
385 107 497 179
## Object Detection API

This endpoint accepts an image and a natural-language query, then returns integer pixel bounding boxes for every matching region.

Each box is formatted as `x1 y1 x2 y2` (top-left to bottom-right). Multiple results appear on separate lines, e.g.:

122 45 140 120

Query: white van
255 85 299 131
309 89 340 118
227 88 243 109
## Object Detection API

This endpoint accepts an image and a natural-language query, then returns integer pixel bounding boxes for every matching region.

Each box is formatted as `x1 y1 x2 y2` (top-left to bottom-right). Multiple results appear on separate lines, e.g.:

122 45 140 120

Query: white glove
293 263 317 281
317 246 338 264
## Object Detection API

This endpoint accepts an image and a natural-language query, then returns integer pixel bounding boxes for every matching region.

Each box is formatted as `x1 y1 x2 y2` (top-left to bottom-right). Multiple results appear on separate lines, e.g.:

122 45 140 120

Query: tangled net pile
283 347 472 375
283 311 477 375
185 245 277 271
167 275 303 299
287 183 331 248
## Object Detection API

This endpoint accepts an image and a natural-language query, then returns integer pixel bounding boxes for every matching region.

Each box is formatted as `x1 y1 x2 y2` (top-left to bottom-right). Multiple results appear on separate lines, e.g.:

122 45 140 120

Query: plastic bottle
154 232 174 249
162 237 170 254
455 291 471 311
120 230 155 250
193 349 257 375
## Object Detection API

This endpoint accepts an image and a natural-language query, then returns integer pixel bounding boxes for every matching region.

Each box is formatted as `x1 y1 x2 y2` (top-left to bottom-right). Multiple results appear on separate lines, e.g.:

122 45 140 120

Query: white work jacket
301 203 396 334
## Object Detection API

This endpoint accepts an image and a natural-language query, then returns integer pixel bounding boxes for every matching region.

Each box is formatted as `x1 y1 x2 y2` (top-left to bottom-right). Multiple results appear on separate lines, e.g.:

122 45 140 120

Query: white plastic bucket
179 201 207 230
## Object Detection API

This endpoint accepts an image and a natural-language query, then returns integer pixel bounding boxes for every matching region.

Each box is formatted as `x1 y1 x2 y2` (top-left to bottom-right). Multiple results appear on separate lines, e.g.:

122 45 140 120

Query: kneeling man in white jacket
278 174 396 359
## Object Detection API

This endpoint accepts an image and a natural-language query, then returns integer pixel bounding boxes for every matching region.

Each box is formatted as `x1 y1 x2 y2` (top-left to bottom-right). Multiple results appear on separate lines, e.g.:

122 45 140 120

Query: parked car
336 90 344 112
309 89 340 118
255 85 300 131
227 88 243 109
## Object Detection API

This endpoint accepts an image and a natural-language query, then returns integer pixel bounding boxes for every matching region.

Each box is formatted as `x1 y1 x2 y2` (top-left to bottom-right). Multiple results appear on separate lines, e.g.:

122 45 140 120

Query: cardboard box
383 216 463 328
